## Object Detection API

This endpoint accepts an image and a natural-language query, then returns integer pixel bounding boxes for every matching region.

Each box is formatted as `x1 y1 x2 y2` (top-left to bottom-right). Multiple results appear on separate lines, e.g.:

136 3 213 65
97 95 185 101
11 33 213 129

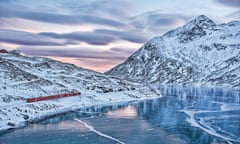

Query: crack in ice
75 118 125 144
180 109 240 144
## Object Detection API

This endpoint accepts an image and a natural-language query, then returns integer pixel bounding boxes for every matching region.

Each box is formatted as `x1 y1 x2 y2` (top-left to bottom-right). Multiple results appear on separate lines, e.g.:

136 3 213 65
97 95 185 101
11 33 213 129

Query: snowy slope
106 15 240 88
0 51 160 130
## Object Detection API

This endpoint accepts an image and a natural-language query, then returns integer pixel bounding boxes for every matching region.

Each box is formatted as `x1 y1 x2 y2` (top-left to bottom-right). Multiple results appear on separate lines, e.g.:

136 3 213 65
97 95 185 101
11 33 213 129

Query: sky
0 0 239 72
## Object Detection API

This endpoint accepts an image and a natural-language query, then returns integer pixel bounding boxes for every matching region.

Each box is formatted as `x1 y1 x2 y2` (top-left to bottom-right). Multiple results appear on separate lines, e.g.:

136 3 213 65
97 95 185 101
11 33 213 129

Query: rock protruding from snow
106 15 240 88
184 15 216 29
0 49 8 53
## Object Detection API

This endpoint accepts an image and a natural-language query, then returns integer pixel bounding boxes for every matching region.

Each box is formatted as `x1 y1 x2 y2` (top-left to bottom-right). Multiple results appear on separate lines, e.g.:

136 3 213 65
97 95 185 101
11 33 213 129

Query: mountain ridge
106 15 240 88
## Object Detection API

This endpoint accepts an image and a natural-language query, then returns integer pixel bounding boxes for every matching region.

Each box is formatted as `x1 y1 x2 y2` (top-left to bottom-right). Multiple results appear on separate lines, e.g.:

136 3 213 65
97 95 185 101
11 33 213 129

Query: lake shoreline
0 91 161 132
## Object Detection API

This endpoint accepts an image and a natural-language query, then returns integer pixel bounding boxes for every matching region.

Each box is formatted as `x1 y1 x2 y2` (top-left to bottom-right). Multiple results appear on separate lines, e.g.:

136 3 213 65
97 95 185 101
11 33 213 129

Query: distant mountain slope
106 15 240 88
0 51 158 96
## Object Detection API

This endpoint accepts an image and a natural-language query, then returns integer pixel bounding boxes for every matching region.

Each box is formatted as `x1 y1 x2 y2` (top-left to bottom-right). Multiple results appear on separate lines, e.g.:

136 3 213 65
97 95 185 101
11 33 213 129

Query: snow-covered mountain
0 51 138 95
106 15 240 88
0 51 160 130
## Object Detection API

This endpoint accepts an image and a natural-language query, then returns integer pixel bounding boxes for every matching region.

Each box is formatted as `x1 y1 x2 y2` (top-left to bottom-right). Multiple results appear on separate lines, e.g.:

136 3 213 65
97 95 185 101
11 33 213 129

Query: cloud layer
0 0 238 72
216 0 240 8
0 29 64 46
39 29 150 45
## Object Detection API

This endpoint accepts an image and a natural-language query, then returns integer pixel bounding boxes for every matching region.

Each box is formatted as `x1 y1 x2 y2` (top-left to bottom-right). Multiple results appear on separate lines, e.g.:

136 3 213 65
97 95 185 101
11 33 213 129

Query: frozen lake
0 85 240 144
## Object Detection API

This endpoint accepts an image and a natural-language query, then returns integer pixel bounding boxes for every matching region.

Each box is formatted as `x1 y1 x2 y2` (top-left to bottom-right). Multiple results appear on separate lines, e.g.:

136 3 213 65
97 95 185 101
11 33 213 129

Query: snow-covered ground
0 52 161 131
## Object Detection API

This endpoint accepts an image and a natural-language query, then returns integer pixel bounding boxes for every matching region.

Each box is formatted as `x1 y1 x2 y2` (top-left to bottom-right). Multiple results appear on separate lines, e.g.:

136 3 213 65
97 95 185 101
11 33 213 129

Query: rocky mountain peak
175 15 217 43
188 15 216 29
163 15 217 41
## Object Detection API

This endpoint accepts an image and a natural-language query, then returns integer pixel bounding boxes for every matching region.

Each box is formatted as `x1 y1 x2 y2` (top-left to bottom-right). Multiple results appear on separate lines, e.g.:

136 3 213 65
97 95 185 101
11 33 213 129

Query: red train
26 92 81 103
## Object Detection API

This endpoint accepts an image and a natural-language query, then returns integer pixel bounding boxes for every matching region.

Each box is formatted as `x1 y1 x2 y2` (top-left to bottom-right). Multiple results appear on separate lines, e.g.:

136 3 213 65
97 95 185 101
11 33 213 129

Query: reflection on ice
159 84 239 102
107 106 137 119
